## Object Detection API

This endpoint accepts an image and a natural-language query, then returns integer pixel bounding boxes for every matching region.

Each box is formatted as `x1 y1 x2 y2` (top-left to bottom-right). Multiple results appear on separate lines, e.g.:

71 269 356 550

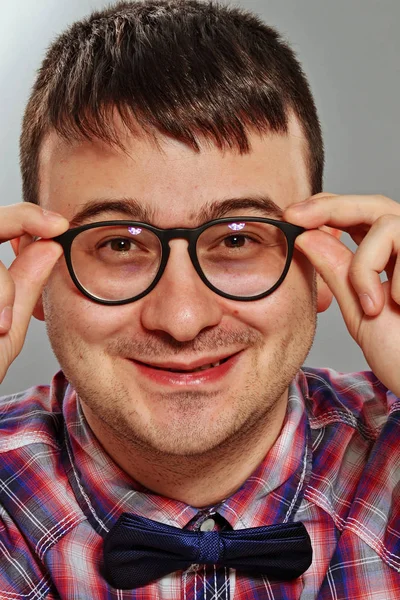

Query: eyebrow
69 194 283 227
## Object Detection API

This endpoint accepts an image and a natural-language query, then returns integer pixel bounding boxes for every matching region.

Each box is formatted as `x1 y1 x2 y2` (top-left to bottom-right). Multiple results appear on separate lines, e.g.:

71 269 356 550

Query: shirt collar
61 370 311 534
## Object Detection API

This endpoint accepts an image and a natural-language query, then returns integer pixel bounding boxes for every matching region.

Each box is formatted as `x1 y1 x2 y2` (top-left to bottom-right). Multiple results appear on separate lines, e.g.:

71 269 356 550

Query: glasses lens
70 225 162 301
197 221 288 297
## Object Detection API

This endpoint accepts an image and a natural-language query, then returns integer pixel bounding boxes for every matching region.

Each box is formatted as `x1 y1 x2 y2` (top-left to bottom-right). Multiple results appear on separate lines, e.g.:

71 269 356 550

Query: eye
223 234 255 248
107 238 133 252
97 237 136 252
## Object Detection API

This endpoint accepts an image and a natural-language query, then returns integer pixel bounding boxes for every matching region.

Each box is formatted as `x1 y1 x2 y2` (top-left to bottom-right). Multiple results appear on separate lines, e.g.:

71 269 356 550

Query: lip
128 351 242 387
134 352 237 372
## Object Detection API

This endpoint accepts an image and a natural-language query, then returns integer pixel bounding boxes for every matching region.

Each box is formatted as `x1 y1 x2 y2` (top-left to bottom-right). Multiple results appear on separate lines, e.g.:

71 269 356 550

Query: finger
284 194 400 230
0 261 15 334
295 229 364 339
391 254 400 305
0 203 69 242
6 240 63 345
347 215 400 315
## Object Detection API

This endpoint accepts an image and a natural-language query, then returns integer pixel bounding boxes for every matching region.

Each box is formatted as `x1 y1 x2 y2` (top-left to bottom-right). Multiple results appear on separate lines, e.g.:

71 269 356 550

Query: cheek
227 259 316 333
242 270 313 316
227 294 292 334
43 265 139 344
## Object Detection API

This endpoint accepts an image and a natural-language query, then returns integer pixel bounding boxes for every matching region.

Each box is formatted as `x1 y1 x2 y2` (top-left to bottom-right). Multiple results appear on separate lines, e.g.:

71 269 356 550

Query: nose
140 240 224 341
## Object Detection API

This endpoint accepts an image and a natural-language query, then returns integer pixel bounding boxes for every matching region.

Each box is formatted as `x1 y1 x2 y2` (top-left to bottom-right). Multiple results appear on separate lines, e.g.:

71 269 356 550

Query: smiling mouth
135 356 232 374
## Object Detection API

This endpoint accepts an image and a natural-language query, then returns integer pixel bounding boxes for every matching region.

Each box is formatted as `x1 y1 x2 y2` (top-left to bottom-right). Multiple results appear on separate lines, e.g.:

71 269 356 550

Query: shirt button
200 518 216 532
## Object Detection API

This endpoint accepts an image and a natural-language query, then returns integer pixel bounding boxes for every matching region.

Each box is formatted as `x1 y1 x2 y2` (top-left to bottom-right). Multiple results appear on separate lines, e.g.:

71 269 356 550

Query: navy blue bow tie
103 513 313 590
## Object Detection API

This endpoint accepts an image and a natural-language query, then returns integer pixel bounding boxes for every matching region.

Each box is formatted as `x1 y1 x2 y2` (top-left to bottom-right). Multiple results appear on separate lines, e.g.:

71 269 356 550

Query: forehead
38 117 310 227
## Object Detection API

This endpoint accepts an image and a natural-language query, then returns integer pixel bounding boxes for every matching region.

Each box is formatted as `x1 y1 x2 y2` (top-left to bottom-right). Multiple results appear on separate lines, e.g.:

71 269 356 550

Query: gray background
1 0 399 394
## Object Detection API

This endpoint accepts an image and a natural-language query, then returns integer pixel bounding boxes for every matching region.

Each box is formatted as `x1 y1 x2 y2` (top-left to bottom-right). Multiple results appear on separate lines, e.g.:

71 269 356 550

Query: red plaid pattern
1 367 400 598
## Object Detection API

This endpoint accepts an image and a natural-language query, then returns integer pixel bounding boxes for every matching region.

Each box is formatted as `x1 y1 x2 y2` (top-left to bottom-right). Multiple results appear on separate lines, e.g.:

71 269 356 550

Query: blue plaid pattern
1 368 400 598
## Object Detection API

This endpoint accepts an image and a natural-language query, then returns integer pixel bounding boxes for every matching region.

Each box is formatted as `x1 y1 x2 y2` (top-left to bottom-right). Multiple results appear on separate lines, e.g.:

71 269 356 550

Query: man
1 0 399 598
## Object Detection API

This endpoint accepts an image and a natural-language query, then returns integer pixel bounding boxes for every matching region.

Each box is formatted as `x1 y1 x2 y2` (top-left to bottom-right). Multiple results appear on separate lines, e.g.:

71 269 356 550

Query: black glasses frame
52 217 305 305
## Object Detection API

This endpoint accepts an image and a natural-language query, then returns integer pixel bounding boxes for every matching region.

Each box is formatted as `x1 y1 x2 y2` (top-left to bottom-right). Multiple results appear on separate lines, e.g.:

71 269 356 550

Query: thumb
9 239 63 336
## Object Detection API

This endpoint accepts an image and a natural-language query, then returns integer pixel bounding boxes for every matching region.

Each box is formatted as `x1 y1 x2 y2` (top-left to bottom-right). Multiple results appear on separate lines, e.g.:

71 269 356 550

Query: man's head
20 0 323 207
19 1 332 472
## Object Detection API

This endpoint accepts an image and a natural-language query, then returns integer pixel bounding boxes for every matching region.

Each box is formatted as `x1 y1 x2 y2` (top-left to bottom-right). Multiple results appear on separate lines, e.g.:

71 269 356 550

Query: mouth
137 356 232 373
129 352 241 386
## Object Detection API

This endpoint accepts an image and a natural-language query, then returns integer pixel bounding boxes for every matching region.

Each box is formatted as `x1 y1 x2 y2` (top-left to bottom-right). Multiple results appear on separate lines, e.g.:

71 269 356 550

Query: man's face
38 118 317 457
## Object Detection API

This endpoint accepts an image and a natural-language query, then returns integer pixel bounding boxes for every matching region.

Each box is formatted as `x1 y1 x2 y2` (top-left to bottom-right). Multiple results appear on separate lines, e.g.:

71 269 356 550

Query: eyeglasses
52 217 305 305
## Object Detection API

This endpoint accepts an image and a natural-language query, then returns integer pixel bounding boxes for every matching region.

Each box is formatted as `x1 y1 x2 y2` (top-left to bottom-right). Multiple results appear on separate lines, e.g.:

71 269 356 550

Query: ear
316 226 342 313
11 235 45 321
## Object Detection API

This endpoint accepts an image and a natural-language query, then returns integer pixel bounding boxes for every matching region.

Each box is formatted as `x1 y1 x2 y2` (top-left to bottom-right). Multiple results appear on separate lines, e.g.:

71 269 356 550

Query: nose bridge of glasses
161 227 198 244
153 227 206 292
157 236 194 285
158 227 199 267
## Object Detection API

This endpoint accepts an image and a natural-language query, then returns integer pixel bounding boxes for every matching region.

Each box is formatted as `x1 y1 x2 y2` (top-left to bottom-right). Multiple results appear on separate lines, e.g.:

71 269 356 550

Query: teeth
193 361 221 372
198 361 221 371
164 360 222 373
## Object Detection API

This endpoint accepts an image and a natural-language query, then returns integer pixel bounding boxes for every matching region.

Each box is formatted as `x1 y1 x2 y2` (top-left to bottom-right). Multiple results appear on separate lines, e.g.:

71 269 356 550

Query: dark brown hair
20 0 324 205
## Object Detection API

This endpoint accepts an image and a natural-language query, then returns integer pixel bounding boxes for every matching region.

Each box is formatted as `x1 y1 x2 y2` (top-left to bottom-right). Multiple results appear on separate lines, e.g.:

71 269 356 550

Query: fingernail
42 208 66 222
0 306 13 331
359 293 375 314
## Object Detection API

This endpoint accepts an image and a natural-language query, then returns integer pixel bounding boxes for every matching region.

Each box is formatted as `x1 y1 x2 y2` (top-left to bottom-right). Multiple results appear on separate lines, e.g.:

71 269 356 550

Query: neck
81 392 288 507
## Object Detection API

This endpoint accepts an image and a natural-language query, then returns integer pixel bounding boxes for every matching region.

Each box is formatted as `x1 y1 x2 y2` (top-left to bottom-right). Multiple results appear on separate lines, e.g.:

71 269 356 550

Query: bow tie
103 513 313 590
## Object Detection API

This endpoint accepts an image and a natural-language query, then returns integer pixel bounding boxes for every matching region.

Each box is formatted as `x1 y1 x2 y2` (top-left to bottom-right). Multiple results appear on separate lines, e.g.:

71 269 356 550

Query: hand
0 204 69 383
284 193 400 396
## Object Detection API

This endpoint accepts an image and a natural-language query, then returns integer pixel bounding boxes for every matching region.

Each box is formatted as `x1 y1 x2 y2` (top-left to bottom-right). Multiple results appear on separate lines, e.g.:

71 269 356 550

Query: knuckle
348 261 364 281
348 260 372 290
373 194 389 204
374 214 396 230
371 194 400 217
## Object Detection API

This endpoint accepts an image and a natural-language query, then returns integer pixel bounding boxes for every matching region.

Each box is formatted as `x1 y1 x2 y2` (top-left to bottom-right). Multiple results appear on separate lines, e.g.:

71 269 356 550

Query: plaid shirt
1 367 400 599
